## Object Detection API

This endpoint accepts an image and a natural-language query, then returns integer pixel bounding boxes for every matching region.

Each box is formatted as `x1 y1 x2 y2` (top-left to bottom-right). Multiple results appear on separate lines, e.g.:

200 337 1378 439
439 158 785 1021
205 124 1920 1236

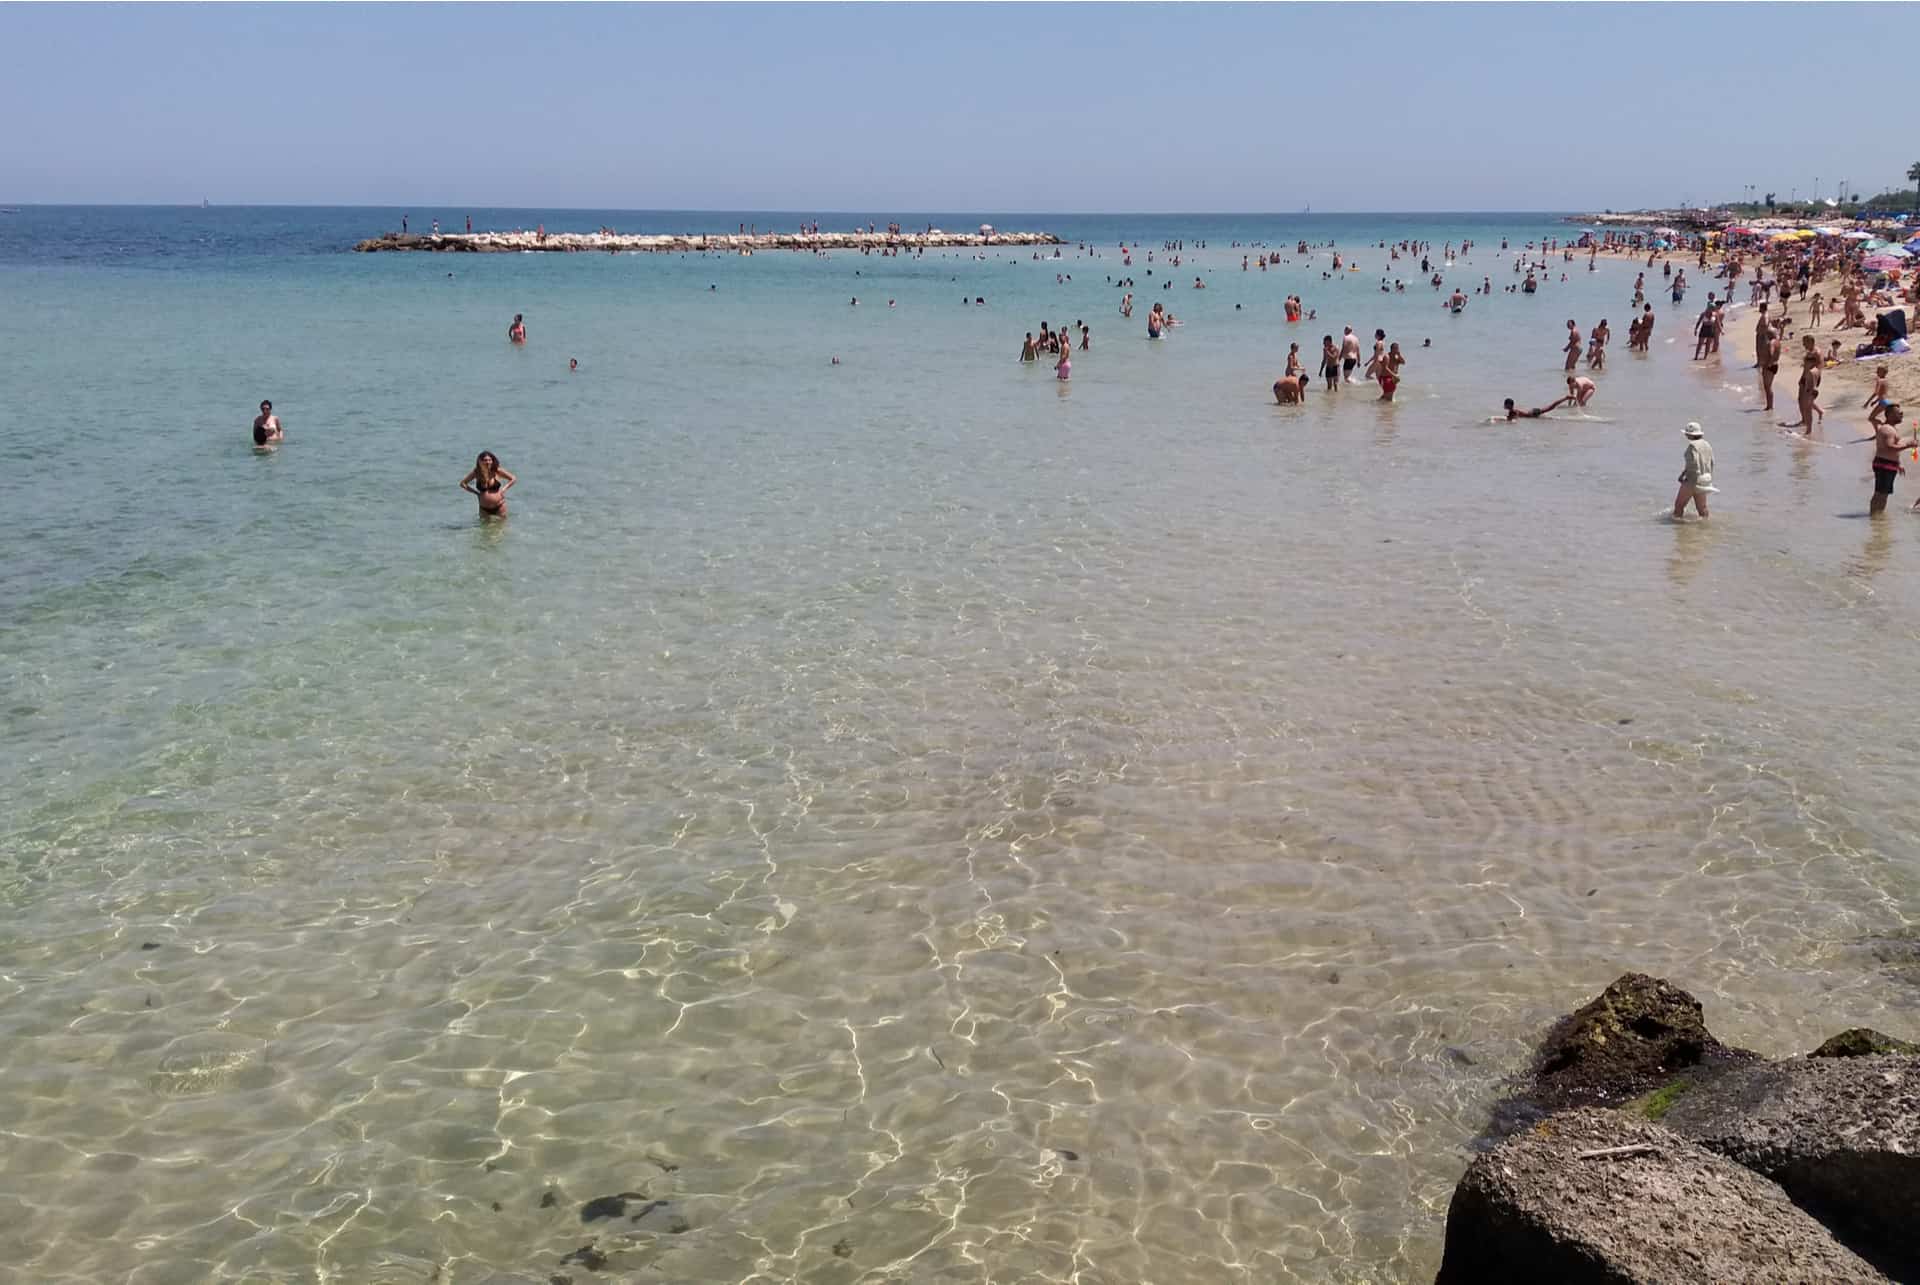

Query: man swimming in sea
1503 395 1573 421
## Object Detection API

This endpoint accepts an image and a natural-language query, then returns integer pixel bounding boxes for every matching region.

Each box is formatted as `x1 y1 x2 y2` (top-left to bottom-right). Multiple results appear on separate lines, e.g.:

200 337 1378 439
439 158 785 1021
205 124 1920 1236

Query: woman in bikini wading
460 451 516 518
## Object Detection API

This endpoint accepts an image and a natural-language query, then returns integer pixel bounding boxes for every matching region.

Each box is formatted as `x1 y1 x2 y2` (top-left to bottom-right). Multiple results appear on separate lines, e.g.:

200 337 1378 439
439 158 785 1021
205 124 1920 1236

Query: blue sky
0 3 1897 211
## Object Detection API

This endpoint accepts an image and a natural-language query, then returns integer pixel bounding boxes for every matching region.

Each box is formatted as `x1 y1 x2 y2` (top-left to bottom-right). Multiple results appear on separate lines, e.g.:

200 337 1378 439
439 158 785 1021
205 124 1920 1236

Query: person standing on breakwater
508 314 526 344
460 451 516 519
1870 403 1917 516
1673 421 1714 519
251 399 283 447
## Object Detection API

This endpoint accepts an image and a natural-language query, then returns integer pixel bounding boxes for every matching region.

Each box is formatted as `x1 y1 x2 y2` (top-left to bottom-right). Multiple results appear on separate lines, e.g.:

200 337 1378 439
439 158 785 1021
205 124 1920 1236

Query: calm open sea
2 206 1916 1283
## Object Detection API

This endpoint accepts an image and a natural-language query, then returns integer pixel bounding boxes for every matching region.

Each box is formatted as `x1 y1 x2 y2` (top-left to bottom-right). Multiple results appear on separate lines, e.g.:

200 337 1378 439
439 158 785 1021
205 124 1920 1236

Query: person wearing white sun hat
1673 422 1715 520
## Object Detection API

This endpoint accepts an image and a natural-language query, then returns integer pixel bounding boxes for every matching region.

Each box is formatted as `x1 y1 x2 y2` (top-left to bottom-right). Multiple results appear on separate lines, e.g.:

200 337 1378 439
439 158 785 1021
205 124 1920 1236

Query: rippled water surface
2 207 1918 1283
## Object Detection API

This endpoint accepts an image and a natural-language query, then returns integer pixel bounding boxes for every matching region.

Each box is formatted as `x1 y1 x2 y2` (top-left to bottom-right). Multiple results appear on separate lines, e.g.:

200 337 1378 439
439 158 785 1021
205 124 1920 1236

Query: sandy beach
1721 293 1920 432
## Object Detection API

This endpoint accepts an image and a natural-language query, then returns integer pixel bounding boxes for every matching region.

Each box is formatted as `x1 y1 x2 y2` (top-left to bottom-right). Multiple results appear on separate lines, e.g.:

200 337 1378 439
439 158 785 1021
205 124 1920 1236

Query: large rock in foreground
1660 1054 1920 1276
1435 1108 1886 1284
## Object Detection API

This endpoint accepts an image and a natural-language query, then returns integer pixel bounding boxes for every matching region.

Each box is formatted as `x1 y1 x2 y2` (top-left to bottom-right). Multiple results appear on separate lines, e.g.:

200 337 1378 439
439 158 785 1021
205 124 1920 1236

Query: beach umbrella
1844 230 1876 240
1862 254 1905 271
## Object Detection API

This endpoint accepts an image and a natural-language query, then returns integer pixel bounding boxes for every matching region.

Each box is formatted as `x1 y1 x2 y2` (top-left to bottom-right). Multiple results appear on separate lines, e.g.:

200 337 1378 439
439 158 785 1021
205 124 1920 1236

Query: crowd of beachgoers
305 215 1920 524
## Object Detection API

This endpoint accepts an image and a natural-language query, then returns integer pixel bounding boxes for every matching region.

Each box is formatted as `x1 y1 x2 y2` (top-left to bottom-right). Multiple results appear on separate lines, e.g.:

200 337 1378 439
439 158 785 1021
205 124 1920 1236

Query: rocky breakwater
352 229 1063 254
1437 973 1918 1283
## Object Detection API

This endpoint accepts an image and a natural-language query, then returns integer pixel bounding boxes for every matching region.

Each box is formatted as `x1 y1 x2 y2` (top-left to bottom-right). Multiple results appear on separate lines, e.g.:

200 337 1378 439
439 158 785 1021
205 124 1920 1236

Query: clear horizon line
0 201 1587 218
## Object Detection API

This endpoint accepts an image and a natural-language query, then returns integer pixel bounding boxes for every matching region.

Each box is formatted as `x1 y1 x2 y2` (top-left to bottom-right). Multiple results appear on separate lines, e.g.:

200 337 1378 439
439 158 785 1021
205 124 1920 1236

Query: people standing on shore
1781 334 1823 434
1870 404 1915 516
460 451 515 519
508 314 526 343
1756 305 1781 411
1673 421 1714 519
1864 366 1892 425
251 399 282 447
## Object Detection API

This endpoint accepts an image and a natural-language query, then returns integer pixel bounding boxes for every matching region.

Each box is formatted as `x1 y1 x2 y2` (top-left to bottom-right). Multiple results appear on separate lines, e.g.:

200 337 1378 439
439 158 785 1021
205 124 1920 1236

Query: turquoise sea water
3 207 1918 1282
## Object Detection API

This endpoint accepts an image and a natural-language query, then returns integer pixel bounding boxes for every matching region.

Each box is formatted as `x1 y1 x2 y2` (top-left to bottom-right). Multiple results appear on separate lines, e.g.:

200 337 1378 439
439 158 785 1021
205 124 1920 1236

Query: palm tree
1909 161 1920 212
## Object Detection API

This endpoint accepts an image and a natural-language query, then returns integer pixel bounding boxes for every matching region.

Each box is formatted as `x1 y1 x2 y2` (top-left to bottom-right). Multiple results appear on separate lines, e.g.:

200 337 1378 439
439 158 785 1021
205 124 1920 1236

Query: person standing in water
1340 326 1361 382
1563 320 1583 372
507 314 526 343
1673 421 1714 519
1755 305 1781 412
1780 334 1822 435
1319 335 1341 392
251 399 283 447
1019 332 1038 363
1565 374 1597 407
1870 403 1917 516
1055 343 1071 381
460 451 516 518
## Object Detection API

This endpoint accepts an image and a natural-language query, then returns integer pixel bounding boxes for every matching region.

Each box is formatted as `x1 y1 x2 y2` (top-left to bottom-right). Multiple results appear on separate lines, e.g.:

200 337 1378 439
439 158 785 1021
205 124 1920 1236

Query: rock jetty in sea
1435 1108 1884 1284
1660 1054 1919 1276
1480 972 1756 1141
1439 973 1918 1282
352 229 1062 254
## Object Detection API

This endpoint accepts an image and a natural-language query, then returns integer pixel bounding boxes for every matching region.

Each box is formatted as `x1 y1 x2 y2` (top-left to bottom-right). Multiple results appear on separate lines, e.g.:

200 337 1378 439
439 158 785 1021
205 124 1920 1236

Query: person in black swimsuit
459 451 516 518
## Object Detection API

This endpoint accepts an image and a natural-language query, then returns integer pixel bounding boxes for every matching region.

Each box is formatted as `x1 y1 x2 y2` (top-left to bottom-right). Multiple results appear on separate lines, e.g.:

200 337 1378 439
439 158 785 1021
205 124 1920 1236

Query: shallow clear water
2 207 1917 1283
